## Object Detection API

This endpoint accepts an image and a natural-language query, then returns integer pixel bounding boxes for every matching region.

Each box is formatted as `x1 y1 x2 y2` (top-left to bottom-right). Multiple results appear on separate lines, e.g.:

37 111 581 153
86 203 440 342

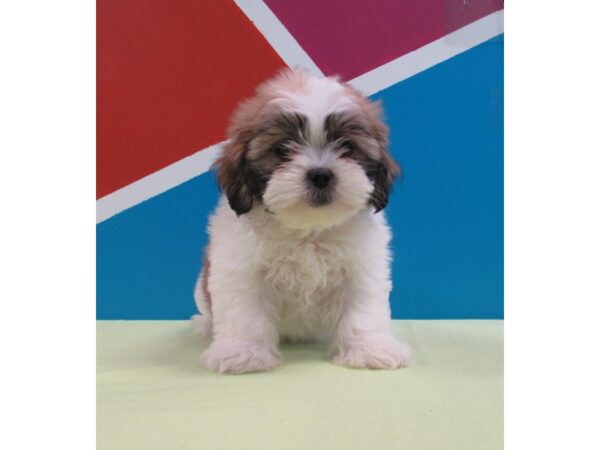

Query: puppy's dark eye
274 141 291 159
339 139 357 156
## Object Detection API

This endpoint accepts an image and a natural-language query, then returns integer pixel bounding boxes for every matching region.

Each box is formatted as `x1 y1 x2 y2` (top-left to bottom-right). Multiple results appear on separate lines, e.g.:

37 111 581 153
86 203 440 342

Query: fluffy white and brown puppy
192 69 412 373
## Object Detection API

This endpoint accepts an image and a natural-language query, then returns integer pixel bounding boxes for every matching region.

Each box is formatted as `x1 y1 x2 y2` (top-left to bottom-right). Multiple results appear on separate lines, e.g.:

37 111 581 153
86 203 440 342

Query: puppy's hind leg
191 265 213 339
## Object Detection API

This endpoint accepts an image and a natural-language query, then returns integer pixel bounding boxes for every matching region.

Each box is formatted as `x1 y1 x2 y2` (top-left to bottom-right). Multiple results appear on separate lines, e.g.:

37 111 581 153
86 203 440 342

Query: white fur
193 198 411 373
192 71 411 373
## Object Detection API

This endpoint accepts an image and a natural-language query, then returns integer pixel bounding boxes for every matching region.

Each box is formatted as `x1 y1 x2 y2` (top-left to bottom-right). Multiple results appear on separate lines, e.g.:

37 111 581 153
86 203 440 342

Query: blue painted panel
374 35 504 318
97 36 503 319
97 175 220 319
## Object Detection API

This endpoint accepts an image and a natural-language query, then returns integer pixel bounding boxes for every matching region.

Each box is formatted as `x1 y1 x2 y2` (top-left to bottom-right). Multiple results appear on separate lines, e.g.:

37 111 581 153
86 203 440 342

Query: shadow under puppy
192 69 412 373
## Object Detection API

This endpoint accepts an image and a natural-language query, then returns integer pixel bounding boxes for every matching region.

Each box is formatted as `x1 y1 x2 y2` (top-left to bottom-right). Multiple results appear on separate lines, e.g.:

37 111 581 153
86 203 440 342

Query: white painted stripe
97 9 503 224
233 0 324 77
350 10 504 96
96 142 223 223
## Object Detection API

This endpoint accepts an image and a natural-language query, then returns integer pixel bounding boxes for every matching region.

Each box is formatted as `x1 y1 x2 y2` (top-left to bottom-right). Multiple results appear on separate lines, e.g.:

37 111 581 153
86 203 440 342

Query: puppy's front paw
332 337 412 370
201 341 281 374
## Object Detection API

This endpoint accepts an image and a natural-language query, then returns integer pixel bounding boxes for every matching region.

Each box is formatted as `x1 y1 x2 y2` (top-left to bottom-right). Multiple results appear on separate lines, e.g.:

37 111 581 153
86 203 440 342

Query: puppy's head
216 69 400 230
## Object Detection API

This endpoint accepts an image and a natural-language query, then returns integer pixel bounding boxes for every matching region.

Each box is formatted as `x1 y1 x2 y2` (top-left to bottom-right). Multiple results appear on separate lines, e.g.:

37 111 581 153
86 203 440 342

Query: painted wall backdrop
97 0 504 319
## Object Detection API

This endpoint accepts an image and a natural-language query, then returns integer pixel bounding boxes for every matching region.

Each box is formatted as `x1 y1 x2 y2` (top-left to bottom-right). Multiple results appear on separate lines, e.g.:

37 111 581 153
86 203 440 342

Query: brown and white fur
192 69 412 373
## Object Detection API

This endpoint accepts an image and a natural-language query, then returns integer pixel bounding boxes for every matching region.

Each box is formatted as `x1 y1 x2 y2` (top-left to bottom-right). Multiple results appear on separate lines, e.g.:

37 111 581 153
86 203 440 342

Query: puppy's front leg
201 282 280 374
332 274 412 370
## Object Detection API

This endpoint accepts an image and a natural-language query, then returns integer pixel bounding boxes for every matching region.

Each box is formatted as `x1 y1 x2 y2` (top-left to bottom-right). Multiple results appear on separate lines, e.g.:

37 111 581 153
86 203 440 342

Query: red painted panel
97 0 285 198
264 0 503 80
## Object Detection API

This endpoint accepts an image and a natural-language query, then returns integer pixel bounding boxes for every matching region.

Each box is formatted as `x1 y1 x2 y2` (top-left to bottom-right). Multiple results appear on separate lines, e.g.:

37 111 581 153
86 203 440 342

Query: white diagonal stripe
233 0 323 77
350 10 504 96
96 142 223 223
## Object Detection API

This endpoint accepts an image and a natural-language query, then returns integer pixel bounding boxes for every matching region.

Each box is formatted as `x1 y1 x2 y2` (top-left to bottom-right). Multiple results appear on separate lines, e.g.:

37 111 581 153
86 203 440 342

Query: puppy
192 69 412 373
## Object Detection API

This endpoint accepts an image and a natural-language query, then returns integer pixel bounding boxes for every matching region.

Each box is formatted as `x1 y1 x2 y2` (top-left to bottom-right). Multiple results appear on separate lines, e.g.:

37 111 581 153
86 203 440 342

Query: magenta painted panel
264 0 503 80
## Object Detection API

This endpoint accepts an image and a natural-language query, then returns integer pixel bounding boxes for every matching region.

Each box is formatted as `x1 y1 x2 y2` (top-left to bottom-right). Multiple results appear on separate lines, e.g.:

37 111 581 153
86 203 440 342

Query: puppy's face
216 70 399 230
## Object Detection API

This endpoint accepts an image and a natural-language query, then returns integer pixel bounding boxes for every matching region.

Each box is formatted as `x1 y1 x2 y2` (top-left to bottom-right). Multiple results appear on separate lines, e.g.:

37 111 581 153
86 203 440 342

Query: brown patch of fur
201 250 212 316
345 84 401 176
215 72 298 214
327 86 401 211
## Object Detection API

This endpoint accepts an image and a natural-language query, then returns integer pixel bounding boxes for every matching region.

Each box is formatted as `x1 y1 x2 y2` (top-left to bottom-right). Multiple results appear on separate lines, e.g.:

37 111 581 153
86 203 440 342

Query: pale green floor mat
97 320 503 450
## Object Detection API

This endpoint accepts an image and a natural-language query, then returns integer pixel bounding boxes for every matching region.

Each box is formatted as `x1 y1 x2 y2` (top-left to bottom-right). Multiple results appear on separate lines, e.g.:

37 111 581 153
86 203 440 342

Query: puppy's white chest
261 237 348 297
258 236 349 338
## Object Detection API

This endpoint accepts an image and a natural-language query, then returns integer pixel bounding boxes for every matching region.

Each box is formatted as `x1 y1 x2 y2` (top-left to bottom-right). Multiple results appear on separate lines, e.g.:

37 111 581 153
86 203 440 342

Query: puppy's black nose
307 168 334 189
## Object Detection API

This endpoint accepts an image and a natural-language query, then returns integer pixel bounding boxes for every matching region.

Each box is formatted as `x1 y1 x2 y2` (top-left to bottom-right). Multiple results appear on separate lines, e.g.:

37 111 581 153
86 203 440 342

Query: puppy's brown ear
215 139 254 215
365 100 401 212
369 151 400 212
